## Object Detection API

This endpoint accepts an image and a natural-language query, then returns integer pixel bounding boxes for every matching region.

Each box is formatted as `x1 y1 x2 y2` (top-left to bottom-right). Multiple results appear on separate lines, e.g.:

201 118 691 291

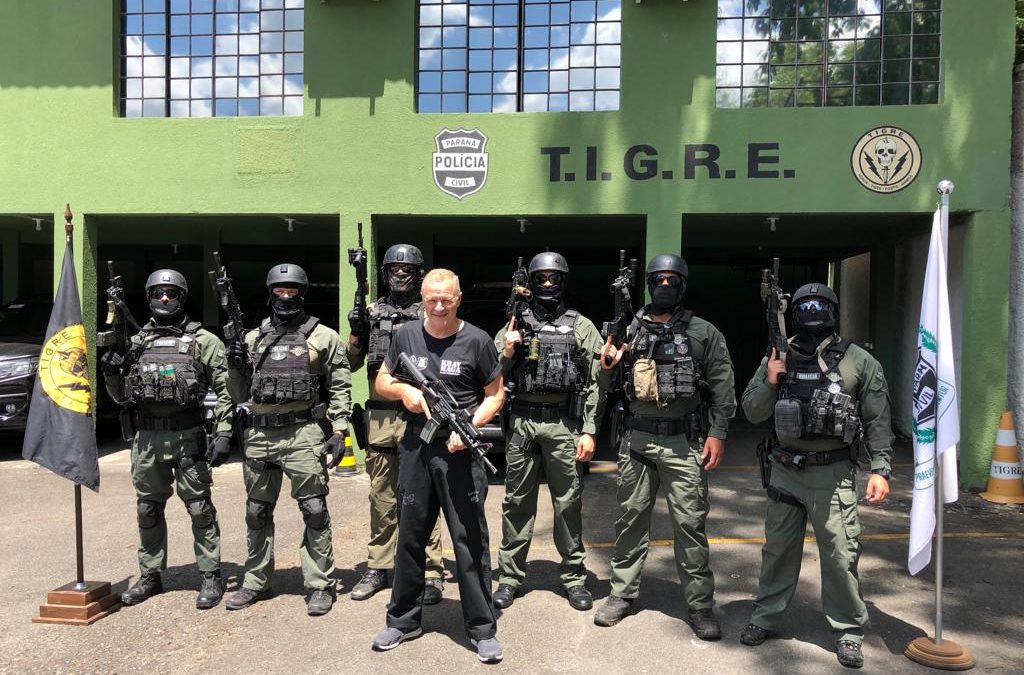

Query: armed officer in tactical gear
739 283 892 670
347 244 447 604
492 251 607 611
225 263 352 616
100 269 234 609
596 254 736 641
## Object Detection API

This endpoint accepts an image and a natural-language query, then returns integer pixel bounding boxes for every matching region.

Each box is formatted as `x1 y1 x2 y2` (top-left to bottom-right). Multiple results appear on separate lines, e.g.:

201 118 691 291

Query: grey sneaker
471 637 503 664
351 569 388 601
593 595 634 627
306 587 336 616
371 626 423 651
225 586 273 611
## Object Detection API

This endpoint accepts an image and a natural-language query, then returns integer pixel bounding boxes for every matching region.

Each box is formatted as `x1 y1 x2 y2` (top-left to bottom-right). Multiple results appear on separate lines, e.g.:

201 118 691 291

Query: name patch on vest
794 372 820 380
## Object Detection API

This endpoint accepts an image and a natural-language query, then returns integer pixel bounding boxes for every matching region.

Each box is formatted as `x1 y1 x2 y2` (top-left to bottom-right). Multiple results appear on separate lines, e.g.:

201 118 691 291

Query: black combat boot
836 641 864 668
423 578 444 606
306 586 336 616
225 586 273 610
121 573 163 606
195 571 224 610
566 585 593 611
739 623 775 646
492 584 517 609
350 569 387 601
687 608 722 641
593 595 634 627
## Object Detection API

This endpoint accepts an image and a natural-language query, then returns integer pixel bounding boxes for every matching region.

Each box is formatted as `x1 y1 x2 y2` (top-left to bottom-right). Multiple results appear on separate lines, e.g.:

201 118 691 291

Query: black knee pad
185 498 217 529
137 499 166 530
245 499 275 530
298 496 330 531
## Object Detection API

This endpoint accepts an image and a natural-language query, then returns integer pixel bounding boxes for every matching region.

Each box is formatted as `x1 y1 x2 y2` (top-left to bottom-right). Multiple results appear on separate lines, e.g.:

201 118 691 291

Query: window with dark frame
120 0 304 118
417 0 622 114
716 0 941 109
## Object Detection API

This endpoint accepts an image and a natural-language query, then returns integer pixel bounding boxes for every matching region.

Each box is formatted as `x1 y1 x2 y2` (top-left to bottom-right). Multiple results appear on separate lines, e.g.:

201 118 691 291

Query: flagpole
63 206 89 593
935 179 954 644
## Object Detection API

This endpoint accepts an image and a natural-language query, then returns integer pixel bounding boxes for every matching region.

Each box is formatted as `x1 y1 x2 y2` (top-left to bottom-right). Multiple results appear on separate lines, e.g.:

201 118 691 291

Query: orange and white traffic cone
980 411 1024 504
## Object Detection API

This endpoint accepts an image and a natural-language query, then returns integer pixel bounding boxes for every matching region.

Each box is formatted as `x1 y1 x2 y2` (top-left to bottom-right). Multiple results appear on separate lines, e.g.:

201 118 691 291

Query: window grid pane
417 0 620 113
120 0 303 117
715 0 939 108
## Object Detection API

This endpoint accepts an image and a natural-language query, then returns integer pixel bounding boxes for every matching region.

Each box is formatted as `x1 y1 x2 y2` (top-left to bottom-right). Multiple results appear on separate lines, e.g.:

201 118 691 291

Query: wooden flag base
905 637 975 671
32 581 121 625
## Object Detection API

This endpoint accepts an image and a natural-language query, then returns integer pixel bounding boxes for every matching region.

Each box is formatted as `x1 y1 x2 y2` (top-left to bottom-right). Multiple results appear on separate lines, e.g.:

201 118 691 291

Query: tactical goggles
387 263 418 276
533 271 564 285
648 273 683 287
796 299 831 312
149 287 182 300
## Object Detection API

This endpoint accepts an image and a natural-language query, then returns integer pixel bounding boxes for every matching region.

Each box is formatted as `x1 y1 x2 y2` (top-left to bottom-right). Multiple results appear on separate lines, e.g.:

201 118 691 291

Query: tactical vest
775 336 861 443
367 299 421 374
125 321 207 408
511 309 587 395
250 316 322 406
624 309 703 405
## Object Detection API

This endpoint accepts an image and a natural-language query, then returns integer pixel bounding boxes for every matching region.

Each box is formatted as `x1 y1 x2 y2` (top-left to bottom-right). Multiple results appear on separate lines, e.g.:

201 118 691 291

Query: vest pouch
569 391 586 419
774 398 804 438
670 356 698 399
632 357 660 404
806 389 831 435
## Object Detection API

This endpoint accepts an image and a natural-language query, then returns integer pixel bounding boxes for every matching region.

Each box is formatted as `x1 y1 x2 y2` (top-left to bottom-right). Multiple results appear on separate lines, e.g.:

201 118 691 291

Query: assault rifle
505 255 532 328
208 251 248 369
600 250 638 366
760 257 790 360
349 221 369 351
96 261 140 353
397 351 498 474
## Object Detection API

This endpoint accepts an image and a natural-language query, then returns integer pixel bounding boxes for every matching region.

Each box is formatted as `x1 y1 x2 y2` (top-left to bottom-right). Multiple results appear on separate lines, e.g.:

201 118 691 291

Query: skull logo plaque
851 126 922 194
432 128 490 200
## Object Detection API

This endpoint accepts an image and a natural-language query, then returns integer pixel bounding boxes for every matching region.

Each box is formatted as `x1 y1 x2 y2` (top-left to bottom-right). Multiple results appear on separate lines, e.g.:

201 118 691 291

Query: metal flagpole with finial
65 205 88 593
905 181 974 670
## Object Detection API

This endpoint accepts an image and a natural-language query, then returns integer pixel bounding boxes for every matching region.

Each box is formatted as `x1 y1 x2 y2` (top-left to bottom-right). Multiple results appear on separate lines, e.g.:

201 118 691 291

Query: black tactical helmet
645 254 689 280
145 269 188 295
792 282 838 336
527 251 569 275
266 263 309 293
792 282 838 307
381 244 425 268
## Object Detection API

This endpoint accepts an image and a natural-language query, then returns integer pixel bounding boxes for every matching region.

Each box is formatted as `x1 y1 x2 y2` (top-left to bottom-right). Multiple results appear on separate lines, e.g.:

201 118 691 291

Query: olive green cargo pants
131 427 220 575
241 421 334 592
365 405 444 578
750 458 867 644
608 429 715 609
498 414 586 590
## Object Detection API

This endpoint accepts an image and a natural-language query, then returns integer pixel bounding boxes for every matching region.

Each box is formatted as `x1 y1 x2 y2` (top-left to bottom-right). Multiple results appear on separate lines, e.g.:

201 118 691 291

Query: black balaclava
150 287 186 325
648 276 686 313
270 288 305 322
386 264 420 307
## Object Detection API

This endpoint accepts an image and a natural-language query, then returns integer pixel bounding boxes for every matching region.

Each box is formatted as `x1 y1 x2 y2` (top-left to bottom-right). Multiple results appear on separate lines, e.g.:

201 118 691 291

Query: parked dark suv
0 296 52 430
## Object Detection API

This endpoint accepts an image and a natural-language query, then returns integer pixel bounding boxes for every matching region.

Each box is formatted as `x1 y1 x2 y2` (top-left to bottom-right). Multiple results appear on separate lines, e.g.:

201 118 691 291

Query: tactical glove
206 433 232 468
324 431 351 470
347 308 370 339
99 349 125 376
226 341 250 370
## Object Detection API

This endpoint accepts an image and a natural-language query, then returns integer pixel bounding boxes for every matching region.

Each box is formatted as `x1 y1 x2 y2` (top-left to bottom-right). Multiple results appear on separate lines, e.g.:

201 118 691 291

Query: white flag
908 207 960 575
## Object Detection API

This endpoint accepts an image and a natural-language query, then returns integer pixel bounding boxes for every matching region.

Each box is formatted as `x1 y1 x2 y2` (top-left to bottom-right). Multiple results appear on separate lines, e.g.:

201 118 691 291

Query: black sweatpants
386 432 496 640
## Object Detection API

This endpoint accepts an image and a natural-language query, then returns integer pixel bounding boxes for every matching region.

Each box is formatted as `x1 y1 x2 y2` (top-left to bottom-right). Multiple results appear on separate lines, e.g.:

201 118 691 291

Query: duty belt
771 446 851 470
249 407 318 429
626 415 686 437
510 400 570 422
133 411 204 431
365 400 403 411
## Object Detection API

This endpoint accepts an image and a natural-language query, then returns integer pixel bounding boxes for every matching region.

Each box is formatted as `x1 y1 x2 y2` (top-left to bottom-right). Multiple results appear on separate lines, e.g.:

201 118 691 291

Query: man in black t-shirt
369 268 505 665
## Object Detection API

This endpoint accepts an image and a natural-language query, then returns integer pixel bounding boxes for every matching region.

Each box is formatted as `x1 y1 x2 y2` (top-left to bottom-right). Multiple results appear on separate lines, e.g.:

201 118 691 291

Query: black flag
21 236 100 491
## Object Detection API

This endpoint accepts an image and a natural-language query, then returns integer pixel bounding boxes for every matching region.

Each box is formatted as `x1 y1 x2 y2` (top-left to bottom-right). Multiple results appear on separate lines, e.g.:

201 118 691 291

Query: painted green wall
0 0 1015 483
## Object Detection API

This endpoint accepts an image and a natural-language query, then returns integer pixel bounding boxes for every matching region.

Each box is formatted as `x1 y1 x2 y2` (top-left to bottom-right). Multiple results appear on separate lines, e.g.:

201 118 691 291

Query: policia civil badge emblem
851 126 922 194
433 128 489 200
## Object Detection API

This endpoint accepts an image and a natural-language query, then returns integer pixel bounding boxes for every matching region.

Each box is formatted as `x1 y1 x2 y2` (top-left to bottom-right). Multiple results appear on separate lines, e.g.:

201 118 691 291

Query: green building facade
0 0 1013 487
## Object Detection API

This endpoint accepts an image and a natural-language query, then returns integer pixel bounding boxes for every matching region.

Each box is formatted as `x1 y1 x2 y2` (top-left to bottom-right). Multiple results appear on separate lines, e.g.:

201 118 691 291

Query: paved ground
0 425 1022 675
